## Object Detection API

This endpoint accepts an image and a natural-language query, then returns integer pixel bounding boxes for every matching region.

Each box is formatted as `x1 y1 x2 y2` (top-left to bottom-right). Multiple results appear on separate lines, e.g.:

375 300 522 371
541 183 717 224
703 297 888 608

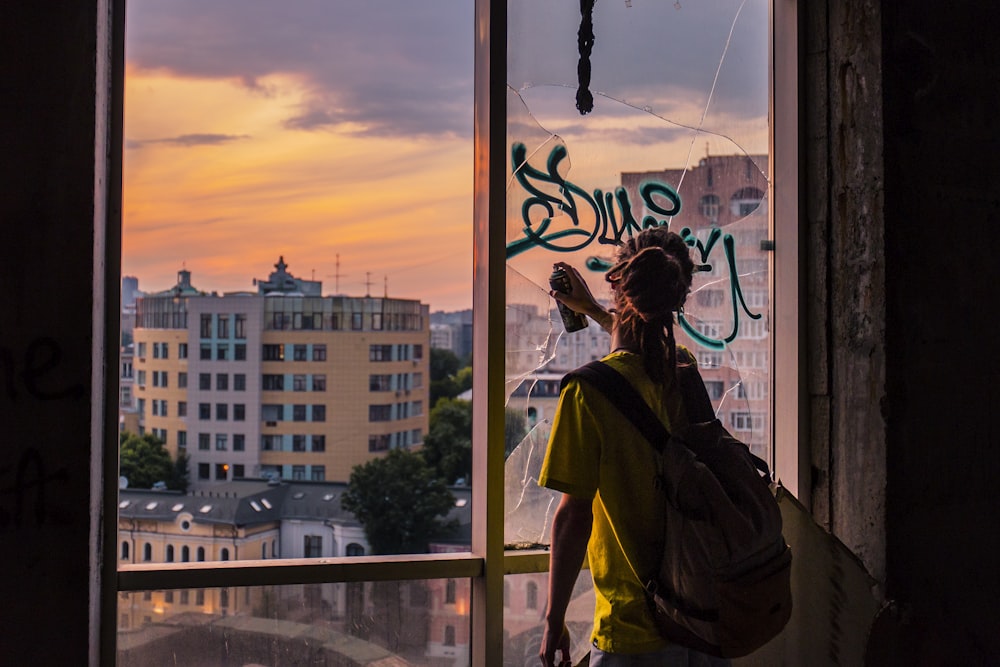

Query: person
538 227 730 667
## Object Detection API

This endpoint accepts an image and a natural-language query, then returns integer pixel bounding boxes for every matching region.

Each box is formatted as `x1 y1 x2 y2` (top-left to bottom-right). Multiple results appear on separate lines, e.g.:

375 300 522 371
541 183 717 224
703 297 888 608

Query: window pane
504 1 773 550
117 580 471 665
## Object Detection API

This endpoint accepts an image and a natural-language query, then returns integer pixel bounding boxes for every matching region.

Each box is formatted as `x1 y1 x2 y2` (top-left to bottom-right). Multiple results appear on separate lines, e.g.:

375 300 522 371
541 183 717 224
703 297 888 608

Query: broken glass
504 0 772 547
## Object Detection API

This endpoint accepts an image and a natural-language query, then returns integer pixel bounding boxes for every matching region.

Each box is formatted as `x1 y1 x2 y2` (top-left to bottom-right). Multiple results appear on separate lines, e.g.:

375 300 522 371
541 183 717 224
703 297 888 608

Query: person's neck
610 328 637 354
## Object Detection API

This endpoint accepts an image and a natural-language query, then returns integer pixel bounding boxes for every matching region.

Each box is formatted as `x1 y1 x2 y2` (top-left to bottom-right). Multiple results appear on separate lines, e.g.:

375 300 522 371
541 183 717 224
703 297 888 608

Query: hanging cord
576 0 596 115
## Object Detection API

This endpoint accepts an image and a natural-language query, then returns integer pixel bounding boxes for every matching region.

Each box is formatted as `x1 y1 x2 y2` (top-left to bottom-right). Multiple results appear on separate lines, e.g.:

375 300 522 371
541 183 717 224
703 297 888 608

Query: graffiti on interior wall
0 337 86 402
507 142 762 350
0 447 71 530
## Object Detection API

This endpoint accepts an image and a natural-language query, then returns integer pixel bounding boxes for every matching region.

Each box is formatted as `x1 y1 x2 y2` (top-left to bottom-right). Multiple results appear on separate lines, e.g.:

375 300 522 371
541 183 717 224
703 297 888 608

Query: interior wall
877 2 1000 663
0 1 107 665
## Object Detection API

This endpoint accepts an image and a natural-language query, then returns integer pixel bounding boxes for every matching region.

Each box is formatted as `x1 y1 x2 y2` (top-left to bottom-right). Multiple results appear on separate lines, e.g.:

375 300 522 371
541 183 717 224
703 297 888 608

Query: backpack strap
564 360 672 453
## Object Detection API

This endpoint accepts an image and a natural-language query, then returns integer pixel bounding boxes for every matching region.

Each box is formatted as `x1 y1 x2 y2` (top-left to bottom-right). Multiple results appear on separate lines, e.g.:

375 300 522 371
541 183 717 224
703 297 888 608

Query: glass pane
504 0 772 547
117 579 471 665
503 571 595 667
120 1 474 558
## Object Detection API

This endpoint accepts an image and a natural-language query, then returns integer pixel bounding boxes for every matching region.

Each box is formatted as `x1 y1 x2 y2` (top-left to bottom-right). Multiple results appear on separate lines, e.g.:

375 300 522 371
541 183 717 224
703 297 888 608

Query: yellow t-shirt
539 349 693 654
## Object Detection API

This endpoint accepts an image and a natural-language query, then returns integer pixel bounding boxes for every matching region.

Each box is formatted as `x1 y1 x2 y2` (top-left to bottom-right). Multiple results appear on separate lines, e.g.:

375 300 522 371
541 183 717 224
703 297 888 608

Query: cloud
128 133 252 149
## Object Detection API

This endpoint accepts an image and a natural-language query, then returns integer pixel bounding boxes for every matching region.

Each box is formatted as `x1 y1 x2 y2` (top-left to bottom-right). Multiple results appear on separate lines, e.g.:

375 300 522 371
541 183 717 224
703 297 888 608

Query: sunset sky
121 0 767 312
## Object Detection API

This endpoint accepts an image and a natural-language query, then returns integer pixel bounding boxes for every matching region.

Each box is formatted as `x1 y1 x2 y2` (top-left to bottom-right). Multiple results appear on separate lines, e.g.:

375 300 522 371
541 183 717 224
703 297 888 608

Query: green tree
422 398 473 484
341 449 457 555
119 431 188 492
505 407 529 459
429 348 473 407
430 347 462 381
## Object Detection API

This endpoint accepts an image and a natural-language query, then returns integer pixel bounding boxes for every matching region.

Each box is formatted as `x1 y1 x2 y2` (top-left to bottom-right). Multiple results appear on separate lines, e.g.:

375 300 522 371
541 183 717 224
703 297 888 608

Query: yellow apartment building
131 258 430 484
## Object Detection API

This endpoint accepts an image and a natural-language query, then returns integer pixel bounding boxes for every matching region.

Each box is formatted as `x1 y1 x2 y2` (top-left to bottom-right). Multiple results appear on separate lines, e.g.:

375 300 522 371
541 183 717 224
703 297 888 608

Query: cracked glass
503 0 772 552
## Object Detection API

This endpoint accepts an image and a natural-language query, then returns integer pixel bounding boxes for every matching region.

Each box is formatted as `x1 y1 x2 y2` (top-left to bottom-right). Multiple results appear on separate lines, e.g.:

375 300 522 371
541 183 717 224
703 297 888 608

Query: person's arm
549 261 614 334
539 493 593 667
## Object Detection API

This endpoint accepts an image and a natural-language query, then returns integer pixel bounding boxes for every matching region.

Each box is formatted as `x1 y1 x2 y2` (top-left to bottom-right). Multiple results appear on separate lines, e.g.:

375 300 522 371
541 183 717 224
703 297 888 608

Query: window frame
108 5 801 667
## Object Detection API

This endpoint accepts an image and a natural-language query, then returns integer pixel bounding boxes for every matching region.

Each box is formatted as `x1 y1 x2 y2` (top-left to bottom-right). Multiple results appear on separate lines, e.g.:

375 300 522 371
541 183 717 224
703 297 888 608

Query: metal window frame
103 2 798 666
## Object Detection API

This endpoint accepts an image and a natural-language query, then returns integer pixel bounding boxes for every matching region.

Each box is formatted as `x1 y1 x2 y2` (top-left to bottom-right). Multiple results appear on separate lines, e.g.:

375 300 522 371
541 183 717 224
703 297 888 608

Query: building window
217 315 229 338
233 464 245 478
346 543 364 557
233 404 245 421
197 547 205 562
195 590 204 606
143 543 152 562
351 312 363 330
368 434 390 452
292 435 307 452
261 435 281 451
164 590 174 604
180 590 189 605
705 381 725 401
216 373 228 391
121 541 129 560
310 465 325 481
199 344 212 360
137 342 146 358
234 343 246 360
372 313 383 330
234 314 246 339
262 374 284 391
312 344 326 361
198 433 210 450
177 431 187 449
177 401 187 417
444 625 456 647
216 344 228 360
198 403 211 420
445 579 456 604
311 404 326 422
215 434 228 450
233 434 245 451
199 373 211 390
200 314 213 338
234 373 246 391
262 404 282 422
198 463 209 480
292 465 306 481
221 548 230 561
215 404 228 421
263 344 284 361
413 344 423 360
181 546 190 563
136 370 146 387
178 343 188 359
304 535 322 558
293 374 307 391
166 545 175 563
293 404 307 421
369 344 392 361
311 435 325 452
178 372 187 388
369 405 392 422
370 374 392 391
293 344 307 361
312 374 326 391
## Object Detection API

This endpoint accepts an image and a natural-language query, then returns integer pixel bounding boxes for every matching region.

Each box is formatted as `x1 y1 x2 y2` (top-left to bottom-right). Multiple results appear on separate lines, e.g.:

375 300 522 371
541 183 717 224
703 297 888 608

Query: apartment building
131 259 430 483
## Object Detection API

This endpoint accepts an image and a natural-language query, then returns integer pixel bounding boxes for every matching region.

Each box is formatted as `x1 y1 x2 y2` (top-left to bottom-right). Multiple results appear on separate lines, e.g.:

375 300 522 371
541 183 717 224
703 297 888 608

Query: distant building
129 258 431 483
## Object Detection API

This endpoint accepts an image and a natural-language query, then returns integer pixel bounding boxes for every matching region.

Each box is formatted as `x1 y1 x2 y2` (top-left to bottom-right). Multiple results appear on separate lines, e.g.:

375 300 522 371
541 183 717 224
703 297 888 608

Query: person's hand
539 620 572 667
549 262 613 333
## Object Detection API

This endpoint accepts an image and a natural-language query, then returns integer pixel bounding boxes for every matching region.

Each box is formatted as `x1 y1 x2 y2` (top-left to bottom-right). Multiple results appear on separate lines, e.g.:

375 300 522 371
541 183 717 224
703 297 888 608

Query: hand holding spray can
549 265 589 333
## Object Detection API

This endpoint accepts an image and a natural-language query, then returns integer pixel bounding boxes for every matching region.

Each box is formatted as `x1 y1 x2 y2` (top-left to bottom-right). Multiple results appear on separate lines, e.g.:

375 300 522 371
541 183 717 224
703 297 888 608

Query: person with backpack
538 227 732 667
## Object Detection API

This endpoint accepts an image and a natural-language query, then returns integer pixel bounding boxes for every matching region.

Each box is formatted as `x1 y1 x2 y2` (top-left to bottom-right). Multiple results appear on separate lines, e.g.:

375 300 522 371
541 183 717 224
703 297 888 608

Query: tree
421 398 473 484
505 407 529 459
119 431 188 492
429 348 472 407
341 449 457 555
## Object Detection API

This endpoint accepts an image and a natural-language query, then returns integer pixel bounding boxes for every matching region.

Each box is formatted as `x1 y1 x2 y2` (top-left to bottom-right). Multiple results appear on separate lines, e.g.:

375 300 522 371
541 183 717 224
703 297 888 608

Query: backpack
564 360 792 658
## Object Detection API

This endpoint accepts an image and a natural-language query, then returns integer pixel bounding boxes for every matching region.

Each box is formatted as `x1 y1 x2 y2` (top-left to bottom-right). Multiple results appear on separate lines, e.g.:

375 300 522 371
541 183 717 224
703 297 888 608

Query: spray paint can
549 265 589 333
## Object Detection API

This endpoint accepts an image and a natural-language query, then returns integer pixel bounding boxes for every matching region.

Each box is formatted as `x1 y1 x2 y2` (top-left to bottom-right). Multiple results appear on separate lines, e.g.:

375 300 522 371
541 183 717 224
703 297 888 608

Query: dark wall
880 3 1000 662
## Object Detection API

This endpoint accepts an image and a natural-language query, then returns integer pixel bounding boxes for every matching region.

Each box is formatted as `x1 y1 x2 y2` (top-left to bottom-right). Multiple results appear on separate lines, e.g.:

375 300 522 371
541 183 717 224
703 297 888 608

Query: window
234 343 246 360
233 464 245 478
137 342 146 358
220 548 230 561
261 435 281 451
215 463 228 480
198 403 210 420
292 465 306 481
369 344 392 361
312 344 326 361
312 374 326 391
413 344 423 360
217 315 229 338
311 404 325 422
120 542 129 561
262 344 284 361
197 547 205 562
445 579 456 604
215 434 227 450
197 463 209 480
234 373 246 391
351 312 363 330
178 343 188 359
233 434 245 451
216 373 228 391
262 374 284 391
292 404 306 422
369 405 392 422
705 381 725 401
180 590 189 605
199 373 211 390
310 465 325 481
370 374 392 391
444 626 456 647
233 404 245 421
372 313 383 330
234 314 246 339
177 431 187 449
178 372 187 388
304 535 322 558
346 543 364 557
136 370 146 387
368 434 390 452
198 433 210 450
181 546 190 563
199 344 212 360
261 404 282 422
215 404 228 421
311 435 325 452
292 435 306 452
293 344 307 361
216 344 228 360
166 545 174 563
293 374 306 391
200 314 212 338
413 372 423 389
